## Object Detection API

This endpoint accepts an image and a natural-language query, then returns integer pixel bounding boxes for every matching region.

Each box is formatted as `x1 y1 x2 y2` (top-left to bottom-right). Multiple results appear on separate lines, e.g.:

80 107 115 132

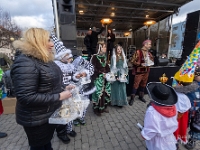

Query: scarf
152 103 176 117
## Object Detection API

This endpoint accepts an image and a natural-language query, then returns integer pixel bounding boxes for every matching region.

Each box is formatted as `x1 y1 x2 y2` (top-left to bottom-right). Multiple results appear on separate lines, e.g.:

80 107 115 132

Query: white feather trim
121 47 128 68
83 86 96 96
72 72 80 81
55 49 72 60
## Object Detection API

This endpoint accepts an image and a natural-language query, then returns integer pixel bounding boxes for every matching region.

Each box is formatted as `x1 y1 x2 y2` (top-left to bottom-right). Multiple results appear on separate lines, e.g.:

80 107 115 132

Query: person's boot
0 132 7 138
67 130 77 137
56 127 70 144
129 94 135 106
79 119 86 126
139 92 146 103
94 109 101 116
184 138 196 149
73 119 80 126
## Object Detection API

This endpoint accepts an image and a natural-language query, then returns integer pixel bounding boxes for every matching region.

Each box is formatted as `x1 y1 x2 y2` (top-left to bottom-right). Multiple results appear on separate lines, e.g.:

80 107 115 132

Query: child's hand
76 73 83 78
65 85 75 90
82 72 87 77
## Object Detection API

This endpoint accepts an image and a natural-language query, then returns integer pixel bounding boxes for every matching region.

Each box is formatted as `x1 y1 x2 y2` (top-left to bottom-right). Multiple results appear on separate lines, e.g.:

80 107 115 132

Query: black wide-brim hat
146 82 178 106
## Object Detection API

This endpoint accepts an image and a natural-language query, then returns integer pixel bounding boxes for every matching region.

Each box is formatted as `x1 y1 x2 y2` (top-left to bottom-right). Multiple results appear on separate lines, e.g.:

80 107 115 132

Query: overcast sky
0 0 54 30
0 0 199 30
172 0 199 24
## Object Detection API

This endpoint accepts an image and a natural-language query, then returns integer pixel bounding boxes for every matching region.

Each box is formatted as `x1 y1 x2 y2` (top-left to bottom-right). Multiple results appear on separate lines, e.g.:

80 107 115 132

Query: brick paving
0 95 200 150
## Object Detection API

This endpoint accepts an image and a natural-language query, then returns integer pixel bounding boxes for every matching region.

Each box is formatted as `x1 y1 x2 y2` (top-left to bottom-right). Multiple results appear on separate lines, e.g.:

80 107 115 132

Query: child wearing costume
172 41 200 146
72 56 96 126
141 82 178 150
91 43 111 116
173 83 192 146
52 35 95 138
110 44 128 107
184 42 200 150
184 64 200 149
52 34 77 144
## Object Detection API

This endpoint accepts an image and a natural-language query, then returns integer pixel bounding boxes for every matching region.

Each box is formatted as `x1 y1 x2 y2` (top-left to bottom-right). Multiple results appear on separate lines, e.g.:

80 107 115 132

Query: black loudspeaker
185 10 200 31
57 0 77 52
183 29 200 47
182 10 200 58
60 13 75 25
60 24 76 40
157 58 169 66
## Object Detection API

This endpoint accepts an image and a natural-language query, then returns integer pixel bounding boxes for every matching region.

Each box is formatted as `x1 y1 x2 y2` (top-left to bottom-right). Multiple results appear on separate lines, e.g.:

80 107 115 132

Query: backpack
2 70 16 97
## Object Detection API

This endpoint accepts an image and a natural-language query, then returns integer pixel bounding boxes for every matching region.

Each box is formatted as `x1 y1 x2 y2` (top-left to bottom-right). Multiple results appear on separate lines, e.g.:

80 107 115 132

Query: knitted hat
174 41 200 84
51 34 72 60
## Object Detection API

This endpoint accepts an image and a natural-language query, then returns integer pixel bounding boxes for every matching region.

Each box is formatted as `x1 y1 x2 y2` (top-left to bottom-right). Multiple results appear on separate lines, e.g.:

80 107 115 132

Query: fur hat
174 41 200 84
51 34 72 60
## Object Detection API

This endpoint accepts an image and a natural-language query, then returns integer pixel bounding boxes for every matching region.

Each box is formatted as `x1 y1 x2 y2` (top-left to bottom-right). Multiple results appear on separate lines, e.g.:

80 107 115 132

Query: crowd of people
0 26 200 150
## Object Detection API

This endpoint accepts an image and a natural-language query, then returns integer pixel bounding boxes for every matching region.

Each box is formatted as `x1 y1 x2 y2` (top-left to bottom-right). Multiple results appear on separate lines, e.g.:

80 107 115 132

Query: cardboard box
2 97 16 114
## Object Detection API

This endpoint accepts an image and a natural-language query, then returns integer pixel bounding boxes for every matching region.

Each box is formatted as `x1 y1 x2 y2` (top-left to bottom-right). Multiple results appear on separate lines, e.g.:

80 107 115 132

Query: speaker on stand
182 10 200 59
56 0 78 55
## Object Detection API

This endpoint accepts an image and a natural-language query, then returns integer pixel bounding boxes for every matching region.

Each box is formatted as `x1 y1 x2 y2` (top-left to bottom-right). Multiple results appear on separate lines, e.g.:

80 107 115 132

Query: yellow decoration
174 70 194 83
159 73 168 84
174 41 200 83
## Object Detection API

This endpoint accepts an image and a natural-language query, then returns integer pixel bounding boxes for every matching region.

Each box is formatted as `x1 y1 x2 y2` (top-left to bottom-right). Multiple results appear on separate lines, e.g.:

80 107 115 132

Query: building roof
75 0 192 31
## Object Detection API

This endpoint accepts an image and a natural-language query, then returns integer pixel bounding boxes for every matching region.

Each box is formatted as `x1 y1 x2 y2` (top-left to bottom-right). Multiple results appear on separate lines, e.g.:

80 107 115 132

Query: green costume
110 56 128 106
91 54 111 113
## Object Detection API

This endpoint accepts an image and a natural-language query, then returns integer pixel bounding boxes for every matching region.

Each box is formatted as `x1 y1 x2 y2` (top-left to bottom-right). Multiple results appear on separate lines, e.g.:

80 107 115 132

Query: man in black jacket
84 30 92 61
90 24 105 56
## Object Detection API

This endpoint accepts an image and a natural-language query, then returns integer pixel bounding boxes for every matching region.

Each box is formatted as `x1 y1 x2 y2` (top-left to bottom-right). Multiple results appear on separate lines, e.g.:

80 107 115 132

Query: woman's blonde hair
23 28 53 63
115 44 124 62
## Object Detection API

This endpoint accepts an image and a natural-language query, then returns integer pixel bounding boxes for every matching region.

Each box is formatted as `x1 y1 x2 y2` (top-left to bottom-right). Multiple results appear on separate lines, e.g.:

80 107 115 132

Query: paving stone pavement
0 95 200 150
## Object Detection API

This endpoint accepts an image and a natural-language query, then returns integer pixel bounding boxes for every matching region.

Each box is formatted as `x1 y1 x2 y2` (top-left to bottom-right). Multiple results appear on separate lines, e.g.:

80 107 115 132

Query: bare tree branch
0 7 21 49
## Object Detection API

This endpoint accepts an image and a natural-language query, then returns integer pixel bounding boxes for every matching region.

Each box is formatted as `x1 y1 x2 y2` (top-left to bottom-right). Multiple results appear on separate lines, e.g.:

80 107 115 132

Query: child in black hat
184 65 200 149
141 82 178 150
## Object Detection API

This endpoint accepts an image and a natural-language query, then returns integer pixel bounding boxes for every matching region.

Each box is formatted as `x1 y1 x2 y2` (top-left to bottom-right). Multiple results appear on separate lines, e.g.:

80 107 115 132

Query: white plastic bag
49 87 90 125
118 69 128 82
105 72 116 82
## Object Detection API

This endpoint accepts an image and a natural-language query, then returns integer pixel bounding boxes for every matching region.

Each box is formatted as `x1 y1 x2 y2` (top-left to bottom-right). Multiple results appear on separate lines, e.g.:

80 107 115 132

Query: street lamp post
100 18 113 44
100 18 113 61
124 32 130 59
144 20 156 39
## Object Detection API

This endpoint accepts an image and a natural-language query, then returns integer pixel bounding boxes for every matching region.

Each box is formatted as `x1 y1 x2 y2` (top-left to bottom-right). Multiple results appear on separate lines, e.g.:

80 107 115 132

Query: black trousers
87 47 92 61
30 142 52 150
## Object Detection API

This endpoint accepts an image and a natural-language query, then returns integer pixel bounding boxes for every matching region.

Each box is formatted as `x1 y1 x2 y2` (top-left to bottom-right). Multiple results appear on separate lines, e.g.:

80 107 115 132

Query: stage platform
127 66 181 96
